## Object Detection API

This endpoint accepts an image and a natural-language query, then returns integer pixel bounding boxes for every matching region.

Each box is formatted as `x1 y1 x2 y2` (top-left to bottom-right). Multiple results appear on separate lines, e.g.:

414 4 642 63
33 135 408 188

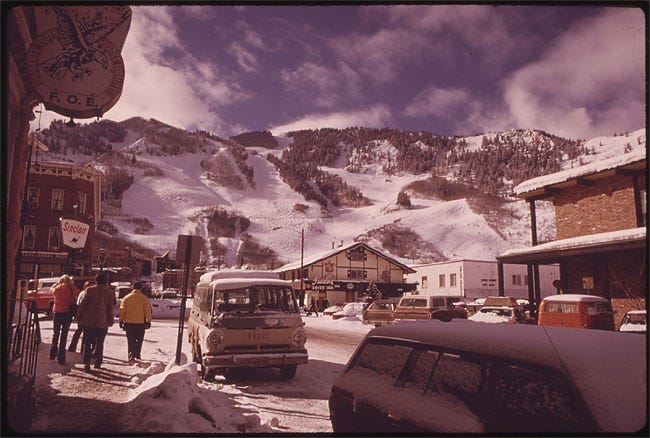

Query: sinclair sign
26 5 131 118
61 219 90 249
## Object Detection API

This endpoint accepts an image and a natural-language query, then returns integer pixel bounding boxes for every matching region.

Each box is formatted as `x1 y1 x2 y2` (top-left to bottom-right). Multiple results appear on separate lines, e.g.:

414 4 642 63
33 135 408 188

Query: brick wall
554 174 642 240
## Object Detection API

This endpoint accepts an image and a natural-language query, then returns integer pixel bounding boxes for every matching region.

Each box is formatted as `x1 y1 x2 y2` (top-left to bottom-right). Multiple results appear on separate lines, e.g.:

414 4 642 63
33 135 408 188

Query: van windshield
214 285 297 312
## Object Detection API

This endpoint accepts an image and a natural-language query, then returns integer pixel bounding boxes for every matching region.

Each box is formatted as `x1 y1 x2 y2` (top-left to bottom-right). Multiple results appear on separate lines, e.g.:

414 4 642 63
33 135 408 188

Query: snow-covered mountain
36 119 646 268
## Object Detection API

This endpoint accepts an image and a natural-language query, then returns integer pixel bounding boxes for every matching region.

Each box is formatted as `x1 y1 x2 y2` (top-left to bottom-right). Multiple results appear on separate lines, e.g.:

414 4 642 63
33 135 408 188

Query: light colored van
394 294 467 322
538 294 614 331
188 270 308 381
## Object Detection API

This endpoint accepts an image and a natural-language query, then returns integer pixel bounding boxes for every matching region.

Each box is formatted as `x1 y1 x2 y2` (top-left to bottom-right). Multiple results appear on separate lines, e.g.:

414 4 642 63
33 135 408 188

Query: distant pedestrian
49 274 79 364
307 296 319 317
119 281 152 364
76 273 114 372
68 280 94 353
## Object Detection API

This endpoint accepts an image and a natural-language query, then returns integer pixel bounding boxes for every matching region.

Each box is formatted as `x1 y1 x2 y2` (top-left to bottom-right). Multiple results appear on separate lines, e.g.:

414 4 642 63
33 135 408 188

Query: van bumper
203 350 308 369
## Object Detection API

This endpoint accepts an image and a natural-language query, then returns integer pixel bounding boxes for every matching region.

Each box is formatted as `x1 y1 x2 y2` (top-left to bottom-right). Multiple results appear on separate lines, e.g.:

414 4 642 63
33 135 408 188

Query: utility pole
300 228 304 307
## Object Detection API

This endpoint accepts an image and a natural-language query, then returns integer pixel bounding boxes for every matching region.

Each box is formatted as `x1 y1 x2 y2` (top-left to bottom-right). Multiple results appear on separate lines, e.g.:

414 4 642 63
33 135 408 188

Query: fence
6 293 41 433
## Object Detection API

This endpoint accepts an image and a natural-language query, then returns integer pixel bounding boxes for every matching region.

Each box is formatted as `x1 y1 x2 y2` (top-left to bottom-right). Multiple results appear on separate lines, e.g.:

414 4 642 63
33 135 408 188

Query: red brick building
497 149 646 324
19 160 102 280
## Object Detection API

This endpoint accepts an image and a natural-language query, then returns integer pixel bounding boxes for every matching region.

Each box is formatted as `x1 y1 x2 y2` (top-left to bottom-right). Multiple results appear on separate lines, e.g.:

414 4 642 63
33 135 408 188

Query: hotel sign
26 5 131 118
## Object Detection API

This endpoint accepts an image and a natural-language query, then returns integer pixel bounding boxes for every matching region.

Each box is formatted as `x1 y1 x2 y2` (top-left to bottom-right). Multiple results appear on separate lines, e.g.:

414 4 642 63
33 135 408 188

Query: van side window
488 362 589 432
353 341 412 379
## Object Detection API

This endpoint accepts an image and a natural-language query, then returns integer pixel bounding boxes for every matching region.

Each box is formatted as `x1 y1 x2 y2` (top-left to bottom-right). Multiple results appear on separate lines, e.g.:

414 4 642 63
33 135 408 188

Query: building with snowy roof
275 242 417 307
497 149 646 323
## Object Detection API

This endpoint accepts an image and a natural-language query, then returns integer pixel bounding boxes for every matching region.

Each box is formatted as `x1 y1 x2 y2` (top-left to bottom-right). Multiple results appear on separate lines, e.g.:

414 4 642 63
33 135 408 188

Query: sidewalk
30 318 188 434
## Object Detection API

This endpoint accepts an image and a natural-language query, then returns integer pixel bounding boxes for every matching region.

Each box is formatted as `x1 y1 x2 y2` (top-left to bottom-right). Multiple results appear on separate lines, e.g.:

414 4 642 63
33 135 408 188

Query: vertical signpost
175 235 203 365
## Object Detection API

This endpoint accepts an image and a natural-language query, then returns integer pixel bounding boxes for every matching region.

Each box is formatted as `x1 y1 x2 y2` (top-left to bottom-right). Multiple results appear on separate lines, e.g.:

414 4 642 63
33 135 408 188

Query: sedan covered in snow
468 306 527 324
329 319 646 434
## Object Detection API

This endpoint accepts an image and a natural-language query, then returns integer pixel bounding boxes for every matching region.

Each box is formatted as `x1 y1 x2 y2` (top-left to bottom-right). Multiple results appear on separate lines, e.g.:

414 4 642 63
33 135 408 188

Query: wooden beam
576 178 595 186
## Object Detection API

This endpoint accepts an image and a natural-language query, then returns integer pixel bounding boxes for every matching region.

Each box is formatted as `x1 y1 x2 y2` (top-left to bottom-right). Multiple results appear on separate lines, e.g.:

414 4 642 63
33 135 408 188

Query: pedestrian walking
68 280 94 353
307 296 319 317
119 281 152 365
49 274 79 364
76 273 114 372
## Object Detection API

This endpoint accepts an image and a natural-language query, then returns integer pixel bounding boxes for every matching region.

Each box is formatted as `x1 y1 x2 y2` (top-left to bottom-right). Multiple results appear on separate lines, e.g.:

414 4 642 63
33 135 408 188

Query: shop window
51 189 64 210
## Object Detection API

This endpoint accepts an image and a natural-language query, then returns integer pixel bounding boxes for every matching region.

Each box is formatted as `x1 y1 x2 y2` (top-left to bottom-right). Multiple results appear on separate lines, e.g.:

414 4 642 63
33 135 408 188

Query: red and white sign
61 219 90 249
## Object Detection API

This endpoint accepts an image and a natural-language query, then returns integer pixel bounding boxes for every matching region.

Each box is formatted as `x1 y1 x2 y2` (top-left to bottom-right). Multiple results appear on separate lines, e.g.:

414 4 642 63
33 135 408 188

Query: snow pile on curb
122 358 275 433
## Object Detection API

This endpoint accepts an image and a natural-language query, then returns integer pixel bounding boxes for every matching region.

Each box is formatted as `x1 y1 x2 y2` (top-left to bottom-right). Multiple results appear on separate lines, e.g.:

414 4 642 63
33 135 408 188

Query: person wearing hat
119 281 152 364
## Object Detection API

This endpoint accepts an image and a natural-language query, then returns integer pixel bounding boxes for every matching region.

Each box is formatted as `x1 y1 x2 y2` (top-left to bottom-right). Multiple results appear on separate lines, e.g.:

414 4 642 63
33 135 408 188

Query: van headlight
291 328 307 348
206 329 225 352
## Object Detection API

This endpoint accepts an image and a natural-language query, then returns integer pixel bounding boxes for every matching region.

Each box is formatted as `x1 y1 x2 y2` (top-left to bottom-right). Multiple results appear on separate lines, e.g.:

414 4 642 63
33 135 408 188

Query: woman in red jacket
49 274 79 364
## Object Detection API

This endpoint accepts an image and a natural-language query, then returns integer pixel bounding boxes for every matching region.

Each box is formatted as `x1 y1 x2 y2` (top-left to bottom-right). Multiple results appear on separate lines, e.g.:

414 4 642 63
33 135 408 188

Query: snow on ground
32 308 371 434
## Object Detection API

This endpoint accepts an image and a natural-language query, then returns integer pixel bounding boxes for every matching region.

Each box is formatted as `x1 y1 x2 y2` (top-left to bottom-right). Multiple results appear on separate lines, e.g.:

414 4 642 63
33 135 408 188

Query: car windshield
214 285 297 312
369 302 393 311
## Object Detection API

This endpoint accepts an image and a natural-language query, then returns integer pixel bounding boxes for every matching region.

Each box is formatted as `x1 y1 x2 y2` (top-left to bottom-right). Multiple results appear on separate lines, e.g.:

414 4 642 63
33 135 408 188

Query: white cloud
404 87 470 118
269 104 392 136
280 61 362 109
502 8 645 139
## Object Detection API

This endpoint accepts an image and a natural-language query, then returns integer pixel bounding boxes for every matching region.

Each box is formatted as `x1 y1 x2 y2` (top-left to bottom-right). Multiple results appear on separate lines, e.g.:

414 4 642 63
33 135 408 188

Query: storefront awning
497 227 646 265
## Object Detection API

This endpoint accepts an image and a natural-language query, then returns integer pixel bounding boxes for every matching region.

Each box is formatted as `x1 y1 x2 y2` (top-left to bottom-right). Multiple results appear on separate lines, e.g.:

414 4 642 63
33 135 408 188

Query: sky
32 4 646 141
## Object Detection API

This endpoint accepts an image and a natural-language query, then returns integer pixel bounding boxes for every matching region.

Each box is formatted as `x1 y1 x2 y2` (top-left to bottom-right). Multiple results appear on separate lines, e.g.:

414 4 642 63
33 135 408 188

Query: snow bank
122 359 275 434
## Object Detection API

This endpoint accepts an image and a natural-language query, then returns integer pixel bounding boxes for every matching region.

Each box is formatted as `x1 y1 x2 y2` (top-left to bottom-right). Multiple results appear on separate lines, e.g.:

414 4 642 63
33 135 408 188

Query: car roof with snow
366 320 645 432
199 269 280 284
541 294 610 303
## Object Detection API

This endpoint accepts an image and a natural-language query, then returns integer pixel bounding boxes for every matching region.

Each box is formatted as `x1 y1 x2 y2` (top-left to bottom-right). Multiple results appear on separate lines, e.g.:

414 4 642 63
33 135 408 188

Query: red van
538 294 614 331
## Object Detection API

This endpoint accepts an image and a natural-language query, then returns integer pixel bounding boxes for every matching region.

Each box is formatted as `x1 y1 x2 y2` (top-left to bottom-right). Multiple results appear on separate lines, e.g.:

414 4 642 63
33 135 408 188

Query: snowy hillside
36 121 646 268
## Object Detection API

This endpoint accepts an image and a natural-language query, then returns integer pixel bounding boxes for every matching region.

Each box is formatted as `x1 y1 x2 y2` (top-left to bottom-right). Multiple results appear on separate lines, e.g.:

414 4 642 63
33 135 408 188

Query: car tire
279 364 297 380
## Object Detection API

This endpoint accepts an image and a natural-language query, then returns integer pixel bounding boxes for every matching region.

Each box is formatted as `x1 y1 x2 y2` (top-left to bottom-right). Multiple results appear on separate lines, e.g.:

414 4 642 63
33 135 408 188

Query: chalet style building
275 242 417 307
497 148 646 321
19 161 102 280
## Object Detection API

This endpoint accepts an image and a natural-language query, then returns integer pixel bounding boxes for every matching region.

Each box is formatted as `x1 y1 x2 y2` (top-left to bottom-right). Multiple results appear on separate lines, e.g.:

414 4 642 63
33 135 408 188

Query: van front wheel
279 364 297 380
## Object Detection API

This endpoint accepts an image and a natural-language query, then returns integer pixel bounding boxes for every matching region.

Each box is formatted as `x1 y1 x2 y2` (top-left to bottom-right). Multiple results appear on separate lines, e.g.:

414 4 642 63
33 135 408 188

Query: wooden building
497 149 646 322
275 242 417 307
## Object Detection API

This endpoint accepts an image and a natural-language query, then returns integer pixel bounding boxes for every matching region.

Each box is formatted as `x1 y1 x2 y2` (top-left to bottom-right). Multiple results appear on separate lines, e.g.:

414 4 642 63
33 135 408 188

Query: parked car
154 288 180 299
332 302 364 320
468 306 527 324
618 310 646 334
188 270 308 381
362 299 397 327
24 277 59 317
394 295 467 322
329 320 646 434
115 285 132 299
323 305 343 316
538 294 614 331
